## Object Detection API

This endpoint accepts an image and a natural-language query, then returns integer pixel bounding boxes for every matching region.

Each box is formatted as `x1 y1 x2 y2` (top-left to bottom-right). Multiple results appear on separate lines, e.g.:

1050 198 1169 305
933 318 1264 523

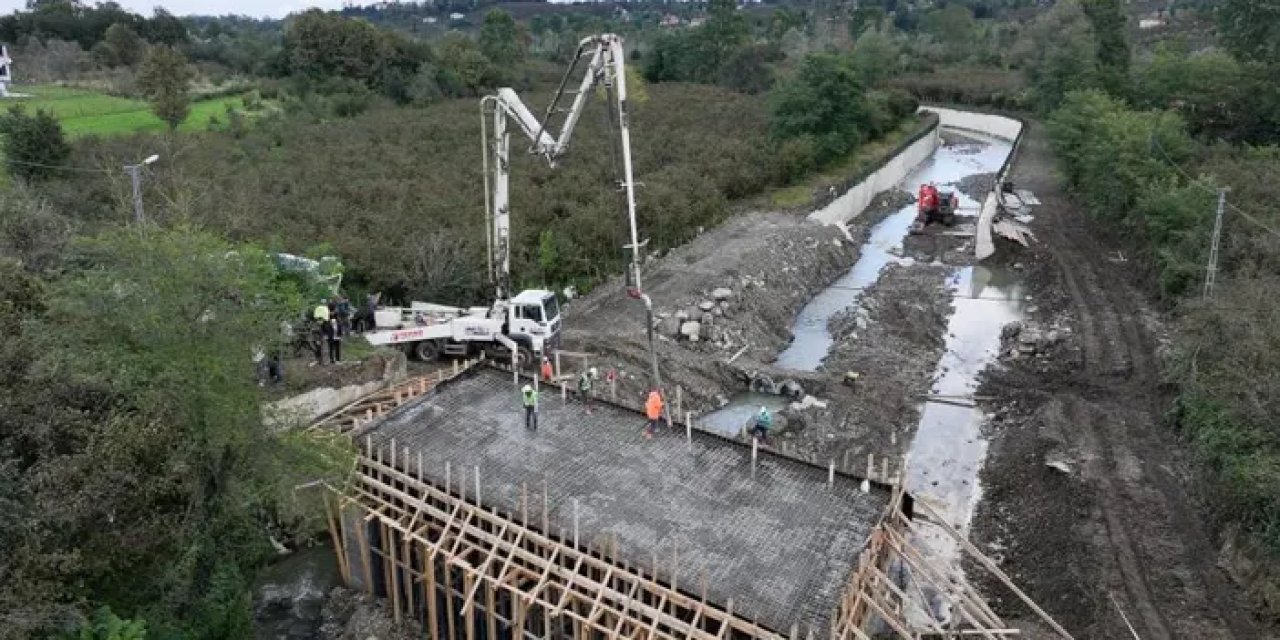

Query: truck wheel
414 340 442 361
517 346 534 368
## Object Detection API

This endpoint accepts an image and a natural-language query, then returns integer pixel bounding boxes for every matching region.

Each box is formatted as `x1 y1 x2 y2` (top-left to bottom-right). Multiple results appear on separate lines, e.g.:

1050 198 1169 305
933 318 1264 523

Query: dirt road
971 124 1265 638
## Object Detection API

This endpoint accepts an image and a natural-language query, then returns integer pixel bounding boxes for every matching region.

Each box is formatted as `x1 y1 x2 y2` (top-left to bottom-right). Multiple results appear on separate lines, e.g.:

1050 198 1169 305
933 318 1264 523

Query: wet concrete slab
361 366 892 634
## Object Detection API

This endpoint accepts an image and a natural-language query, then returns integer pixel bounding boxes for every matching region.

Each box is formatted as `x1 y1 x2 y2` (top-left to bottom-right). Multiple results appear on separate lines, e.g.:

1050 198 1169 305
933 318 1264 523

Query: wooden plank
426 547 440 640
880 529 1001 635
464 573 476 640
913 506 1071 639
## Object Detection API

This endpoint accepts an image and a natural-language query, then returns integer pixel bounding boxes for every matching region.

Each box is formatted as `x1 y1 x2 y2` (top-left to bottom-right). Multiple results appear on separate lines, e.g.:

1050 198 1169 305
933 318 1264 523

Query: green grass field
5 84 264 137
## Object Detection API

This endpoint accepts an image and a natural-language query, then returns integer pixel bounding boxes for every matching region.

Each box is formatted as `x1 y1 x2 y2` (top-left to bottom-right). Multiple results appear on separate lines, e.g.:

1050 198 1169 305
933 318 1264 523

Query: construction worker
751 406 773 442
540 356 554 383
577 369 594 414
643 389 664 439
521 384 538 431
321 316 342 364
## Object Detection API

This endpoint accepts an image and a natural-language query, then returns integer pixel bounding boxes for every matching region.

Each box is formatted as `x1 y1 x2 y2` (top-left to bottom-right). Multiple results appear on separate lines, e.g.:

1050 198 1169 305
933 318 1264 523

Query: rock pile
654 283 751 350
1001 320 1071 359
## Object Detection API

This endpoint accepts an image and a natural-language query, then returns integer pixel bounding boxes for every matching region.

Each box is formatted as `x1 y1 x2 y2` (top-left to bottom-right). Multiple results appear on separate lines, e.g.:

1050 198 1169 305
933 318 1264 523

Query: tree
1216 0 1280 66
137 47 193 130
141 8 187 46
770 54 870 165
479 9 525 67
0 228 349 638
435 34 500 97
283 10 426 99
96 23 144 67
717 44 778 95
1017 0 1099 112
1080 0 1130 97
0 106 70 182
850 27 900 87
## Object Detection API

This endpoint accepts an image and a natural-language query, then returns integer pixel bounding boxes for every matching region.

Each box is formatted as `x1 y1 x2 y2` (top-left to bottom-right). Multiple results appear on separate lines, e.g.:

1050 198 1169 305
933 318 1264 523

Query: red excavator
910 183 959 233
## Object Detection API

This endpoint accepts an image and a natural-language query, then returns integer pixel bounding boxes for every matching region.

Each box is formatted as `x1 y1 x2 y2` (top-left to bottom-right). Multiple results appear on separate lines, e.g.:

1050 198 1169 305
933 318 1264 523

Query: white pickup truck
363 289 561 365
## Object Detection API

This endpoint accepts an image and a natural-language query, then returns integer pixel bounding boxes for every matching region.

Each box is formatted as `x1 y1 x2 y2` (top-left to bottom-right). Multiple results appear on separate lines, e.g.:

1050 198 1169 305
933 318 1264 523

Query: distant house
449 12 465 21
1138 17 1167 30
688 16 706 27
660 14 681 28
423 16 438 24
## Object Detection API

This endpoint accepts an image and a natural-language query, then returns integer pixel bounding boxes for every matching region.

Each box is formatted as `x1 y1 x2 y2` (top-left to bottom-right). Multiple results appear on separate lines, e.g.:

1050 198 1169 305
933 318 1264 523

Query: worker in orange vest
540 356 554 383
643 388 664 439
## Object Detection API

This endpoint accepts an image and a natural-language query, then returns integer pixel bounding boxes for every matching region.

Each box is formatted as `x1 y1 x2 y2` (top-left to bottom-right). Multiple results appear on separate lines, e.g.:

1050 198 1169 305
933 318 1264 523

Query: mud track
972 124 1263 638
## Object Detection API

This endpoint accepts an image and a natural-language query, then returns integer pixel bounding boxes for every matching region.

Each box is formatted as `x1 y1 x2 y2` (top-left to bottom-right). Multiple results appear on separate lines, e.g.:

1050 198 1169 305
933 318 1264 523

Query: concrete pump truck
365 35 659 384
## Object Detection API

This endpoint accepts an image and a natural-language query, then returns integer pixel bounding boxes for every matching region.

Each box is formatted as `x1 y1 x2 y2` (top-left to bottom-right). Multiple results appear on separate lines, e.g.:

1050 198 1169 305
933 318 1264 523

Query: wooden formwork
831 490 1075 640
308 357 484 436
329 445 793 640
318 359 1073 640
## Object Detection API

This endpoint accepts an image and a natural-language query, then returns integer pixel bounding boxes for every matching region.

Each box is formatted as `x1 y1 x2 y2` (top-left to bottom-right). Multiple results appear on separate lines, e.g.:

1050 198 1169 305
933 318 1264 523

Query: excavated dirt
967 123 1266 639
564 192 911 413
774 264 952 466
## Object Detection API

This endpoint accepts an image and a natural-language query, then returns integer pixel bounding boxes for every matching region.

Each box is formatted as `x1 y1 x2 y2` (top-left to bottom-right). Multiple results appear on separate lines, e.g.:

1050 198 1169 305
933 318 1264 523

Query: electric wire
1149 132 1280 240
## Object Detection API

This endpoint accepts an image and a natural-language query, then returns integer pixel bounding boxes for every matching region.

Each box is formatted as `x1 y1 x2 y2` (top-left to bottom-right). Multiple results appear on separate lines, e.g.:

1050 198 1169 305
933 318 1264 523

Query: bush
330 90 372 118
770 54 864 164
0 107 71 182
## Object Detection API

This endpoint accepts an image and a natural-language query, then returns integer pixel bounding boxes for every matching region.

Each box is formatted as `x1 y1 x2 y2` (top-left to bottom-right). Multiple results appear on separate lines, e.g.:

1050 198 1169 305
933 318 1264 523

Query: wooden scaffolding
322 360 1074 640
328 444 791 640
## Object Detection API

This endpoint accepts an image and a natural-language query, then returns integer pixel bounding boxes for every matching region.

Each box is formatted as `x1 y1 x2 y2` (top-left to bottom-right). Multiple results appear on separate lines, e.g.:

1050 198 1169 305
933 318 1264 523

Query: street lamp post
124 154 160 223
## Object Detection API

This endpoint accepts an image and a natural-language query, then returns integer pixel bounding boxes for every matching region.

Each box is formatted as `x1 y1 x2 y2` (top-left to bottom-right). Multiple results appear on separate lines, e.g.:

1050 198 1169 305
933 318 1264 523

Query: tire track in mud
1042 217 1175 639
1040 196 1253 638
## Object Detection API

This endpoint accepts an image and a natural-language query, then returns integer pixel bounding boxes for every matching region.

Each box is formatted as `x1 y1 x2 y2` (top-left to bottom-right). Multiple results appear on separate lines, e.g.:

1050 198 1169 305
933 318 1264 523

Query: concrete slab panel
362 367 892 634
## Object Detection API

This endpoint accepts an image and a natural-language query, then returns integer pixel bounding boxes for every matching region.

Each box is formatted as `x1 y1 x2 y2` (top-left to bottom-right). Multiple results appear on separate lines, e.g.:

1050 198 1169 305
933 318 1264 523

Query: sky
0 0 377 20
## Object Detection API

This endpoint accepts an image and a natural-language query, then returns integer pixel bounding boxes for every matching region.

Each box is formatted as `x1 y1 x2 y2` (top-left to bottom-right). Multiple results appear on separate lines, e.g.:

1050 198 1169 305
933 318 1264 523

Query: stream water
773 135 1011 371
904 266 1027 552
702 131 1015 436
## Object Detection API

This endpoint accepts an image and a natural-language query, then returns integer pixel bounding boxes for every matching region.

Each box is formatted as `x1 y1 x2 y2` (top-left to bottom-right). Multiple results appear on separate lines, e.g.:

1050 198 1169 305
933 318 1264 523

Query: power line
1148 132 1280 241
0 156 116 174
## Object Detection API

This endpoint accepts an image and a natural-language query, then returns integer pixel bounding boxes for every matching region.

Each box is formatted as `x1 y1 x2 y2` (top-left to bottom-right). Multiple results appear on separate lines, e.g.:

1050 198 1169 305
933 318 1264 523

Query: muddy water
774 135 1013 371
698 392 791 437
906 265 1027 525
253 545 342 639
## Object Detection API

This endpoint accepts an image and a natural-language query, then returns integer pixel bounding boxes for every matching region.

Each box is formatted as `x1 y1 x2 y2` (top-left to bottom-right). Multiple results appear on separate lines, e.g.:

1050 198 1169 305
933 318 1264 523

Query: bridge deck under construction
351 366 893 635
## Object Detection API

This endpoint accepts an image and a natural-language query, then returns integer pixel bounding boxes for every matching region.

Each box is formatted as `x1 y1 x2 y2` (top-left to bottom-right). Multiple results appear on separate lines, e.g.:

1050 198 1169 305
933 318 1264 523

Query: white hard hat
760 406 769 413
522 384 532 392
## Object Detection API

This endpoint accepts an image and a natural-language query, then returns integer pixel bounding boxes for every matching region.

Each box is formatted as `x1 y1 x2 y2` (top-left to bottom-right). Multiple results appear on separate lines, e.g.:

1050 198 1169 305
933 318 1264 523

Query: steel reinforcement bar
330 446 798 640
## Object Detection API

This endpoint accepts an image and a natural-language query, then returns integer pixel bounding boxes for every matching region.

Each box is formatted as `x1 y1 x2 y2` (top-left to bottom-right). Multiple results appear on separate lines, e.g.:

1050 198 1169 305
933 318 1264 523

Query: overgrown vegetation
0 229 351 639
1039 0 1280 557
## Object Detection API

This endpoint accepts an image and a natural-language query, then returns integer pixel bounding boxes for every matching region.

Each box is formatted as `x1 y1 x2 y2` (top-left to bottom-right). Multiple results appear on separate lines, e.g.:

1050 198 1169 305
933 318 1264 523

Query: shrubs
0 106 71 182
769 54 915 175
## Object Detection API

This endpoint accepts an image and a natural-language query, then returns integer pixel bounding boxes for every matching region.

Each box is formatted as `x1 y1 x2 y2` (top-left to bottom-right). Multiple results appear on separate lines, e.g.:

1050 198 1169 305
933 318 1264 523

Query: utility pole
1203 188 1227 300
123 154 160 224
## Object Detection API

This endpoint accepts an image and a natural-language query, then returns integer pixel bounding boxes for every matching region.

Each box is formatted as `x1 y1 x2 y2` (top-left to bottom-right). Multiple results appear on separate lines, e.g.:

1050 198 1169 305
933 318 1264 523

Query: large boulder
712 287 733 301
659 316 681 337
680 321 702 340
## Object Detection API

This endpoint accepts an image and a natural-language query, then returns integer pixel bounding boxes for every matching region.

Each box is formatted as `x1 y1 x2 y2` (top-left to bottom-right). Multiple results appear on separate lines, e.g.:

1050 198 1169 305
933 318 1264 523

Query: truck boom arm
481 34 658 387
481 34 640 300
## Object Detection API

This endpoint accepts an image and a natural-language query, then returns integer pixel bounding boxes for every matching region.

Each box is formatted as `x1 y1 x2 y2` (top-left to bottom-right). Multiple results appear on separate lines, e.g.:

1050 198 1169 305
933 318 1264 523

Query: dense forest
2 0 1279 636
